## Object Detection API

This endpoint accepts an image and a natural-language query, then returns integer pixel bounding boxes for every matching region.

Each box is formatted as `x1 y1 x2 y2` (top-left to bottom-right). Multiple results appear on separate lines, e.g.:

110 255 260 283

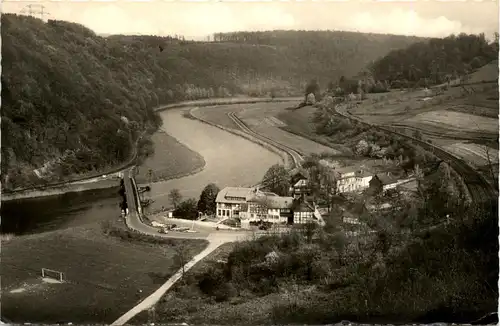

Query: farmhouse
239 192 294 225
289 168 311 199
369 172 416 194
334 167 373 193
291 197 325 226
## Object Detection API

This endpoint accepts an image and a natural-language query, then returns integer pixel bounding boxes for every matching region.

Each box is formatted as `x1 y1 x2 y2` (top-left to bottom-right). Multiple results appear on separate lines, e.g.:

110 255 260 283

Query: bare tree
173 243 190 278
168 188 182 209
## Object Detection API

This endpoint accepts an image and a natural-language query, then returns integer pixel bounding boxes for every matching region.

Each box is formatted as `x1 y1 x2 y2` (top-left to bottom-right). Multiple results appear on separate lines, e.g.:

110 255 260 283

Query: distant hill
1 14 425 190
369 33 498 88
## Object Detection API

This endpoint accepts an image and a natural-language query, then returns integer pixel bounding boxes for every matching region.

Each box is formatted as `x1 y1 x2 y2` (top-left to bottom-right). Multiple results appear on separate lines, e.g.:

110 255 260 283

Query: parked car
158 228 169 234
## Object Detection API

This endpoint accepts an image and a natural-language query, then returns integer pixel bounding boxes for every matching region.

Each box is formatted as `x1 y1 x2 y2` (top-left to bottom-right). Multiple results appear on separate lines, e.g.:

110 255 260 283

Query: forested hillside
1 14 424 190
370 33 499 88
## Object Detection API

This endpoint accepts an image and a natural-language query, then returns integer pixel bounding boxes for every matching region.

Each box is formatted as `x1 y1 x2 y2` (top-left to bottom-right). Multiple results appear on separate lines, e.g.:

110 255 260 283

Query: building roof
266 196 293 209
292 198 315 212
290 167 309 180
293 179 308 188
215 187 256 203
375 173 399 185
247 193 293 209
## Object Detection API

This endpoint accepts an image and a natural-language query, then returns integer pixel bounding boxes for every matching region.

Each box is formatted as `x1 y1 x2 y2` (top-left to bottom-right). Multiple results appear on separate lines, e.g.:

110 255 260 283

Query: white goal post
41 268 64 282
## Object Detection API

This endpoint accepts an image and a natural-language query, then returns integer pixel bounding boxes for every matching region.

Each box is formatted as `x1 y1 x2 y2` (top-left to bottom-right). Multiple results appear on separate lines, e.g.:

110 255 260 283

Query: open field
1 222 208 324
447 103 498 119
230 102 340 156
194 101 298 130
443 142 499 167
135 129 205 184
193 100 339 159
400 110 498 136
464 60 499 85
277 105 353 153
348 82 497 126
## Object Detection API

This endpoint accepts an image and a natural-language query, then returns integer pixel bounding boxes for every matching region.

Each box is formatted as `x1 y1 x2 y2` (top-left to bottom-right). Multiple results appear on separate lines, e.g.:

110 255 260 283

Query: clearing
1 222 208 324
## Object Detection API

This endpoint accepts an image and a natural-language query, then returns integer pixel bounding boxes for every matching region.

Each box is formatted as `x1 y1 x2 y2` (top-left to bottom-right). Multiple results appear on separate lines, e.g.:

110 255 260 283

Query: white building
336 168 373 193
215 187 257 219
318 162 373 194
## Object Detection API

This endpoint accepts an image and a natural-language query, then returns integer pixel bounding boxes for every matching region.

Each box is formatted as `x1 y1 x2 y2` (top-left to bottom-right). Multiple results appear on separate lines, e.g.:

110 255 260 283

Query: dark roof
248 194 293 209
292 198 315 212
290 168 309 179
375 173 398 185
267 196 293 209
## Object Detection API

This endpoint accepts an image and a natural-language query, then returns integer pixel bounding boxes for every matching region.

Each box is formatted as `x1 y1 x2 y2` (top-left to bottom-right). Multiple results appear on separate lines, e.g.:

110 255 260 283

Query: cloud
80 4 158 35
341 9 484 37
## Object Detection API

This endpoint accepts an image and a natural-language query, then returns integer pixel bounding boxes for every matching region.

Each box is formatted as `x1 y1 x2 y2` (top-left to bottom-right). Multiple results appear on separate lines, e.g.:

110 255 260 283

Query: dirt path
110 236 228 326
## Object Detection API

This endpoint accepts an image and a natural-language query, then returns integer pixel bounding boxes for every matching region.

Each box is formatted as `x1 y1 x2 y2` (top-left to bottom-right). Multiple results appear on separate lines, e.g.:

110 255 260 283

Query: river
1 107 282 235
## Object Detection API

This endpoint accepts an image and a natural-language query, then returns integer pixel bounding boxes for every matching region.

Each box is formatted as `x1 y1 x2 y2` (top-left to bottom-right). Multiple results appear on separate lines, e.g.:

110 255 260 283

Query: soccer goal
41 268 64 283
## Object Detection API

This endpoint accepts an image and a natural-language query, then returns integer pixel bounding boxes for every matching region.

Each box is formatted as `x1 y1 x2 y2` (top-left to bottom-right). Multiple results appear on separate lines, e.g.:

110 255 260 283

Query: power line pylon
20 4 51 21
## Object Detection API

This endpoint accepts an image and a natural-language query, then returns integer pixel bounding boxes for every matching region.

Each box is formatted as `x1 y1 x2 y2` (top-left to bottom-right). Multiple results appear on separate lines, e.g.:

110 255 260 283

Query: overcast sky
3 1 498 40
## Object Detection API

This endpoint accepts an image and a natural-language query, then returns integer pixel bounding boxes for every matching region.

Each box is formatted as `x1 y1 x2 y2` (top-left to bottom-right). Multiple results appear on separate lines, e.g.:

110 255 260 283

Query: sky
3 0 499 40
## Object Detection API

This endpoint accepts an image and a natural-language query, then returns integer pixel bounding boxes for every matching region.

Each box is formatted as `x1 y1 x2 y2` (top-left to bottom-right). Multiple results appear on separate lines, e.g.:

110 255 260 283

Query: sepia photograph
0 0 498 325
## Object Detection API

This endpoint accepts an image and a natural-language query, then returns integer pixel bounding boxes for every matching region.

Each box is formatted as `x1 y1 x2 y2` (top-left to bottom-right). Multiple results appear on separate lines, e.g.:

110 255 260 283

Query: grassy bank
1 218 208 324
135 129 206 184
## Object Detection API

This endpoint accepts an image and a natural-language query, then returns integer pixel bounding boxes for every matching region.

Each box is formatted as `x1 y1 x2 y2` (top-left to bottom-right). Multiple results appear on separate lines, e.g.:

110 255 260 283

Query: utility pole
21 4 50 21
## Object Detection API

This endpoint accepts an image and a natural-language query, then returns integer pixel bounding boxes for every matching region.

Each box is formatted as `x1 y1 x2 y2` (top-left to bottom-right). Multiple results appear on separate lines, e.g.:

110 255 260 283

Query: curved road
115 105 306 325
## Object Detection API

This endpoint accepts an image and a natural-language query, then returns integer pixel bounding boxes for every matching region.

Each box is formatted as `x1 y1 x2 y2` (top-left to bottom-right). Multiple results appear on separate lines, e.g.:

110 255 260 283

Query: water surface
1 107 282 233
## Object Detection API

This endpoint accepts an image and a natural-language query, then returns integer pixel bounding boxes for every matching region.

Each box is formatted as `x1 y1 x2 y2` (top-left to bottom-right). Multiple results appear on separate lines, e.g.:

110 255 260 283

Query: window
218 209 221 216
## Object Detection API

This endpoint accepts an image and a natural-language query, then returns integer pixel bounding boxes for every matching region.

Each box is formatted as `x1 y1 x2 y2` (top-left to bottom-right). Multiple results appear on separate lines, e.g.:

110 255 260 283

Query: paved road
115 168 257 325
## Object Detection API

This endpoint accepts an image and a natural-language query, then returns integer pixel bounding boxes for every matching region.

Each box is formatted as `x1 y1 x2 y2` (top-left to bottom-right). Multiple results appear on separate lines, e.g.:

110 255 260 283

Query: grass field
195 101 340 156
348 82 496 126
402 110 498 134
447 103 498 119
135 129 205 184
444 142 499 167
1 221 208 324
465 60 499 84
235 103 340 156
194 102 299 130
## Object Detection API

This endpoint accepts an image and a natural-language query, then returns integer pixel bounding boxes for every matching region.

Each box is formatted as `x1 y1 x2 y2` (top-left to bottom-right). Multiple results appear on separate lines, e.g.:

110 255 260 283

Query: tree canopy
261 164 290 196
370 33 498 87
197 183 220 216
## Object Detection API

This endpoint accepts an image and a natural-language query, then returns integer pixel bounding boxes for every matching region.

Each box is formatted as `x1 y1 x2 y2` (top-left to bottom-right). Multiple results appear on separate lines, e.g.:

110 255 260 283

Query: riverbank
134 129 206 185
1 178 121 202
2 97 299 202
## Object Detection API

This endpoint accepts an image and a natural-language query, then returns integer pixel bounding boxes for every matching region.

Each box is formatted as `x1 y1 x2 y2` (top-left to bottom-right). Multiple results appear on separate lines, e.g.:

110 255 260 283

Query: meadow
1 220 208 324
444 142 499 167
401 110 498 135
135 129 206 185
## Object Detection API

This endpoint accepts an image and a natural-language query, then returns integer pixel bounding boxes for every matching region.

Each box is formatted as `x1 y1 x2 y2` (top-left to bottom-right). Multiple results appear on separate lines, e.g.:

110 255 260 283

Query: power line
20 4 51 21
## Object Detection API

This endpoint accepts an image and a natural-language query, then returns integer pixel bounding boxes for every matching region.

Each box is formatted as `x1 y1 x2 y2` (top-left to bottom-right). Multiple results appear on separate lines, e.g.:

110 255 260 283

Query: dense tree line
1 14 424 190
370 33 498 87
213 30 426 85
